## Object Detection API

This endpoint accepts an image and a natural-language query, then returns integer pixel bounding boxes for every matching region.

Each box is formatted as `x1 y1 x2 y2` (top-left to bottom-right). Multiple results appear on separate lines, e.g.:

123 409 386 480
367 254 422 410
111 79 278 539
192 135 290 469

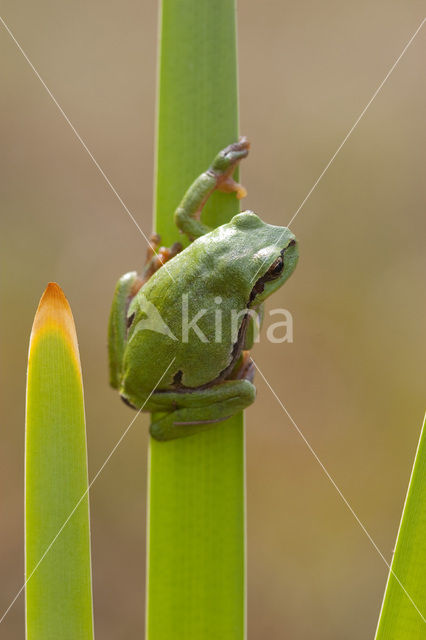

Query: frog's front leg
148 379 255 441
175 137 250 240
108 271 141 389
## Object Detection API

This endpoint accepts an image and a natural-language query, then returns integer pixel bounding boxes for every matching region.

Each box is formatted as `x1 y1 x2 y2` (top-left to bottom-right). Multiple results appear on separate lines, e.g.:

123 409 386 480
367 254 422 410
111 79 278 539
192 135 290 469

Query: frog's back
122 234 249 396
121 212 293 398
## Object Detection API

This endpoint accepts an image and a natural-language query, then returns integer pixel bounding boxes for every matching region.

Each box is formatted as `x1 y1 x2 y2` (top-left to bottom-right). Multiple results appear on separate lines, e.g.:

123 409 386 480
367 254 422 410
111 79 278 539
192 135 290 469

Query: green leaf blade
26 283 94 640
375 414 426 638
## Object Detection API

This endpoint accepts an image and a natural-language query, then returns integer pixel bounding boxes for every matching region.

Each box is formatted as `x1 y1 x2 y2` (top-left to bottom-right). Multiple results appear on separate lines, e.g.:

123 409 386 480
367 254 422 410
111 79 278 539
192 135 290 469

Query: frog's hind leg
174 137 250 240
149 379 255 441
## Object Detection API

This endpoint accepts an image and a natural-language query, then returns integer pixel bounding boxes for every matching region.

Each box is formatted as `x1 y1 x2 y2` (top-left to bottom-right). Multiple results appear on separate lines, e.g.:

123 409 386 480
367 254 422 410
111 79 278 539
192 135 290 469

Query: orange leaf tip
29 282 81 371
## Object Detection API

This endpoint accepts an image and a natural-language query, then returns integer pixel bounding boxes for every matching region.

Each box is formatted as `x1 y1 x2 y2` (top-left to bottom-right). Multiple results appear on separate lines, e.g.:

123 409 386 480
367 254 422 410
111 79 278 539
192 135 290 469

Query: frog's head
228 211 298 305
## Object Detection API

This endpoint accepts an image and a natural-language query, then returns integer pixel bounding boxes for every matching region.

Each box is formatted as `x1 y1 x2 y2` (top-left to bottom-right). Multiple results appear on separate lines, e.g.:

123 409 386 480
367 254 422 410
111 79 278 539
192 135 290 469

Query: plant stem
146 2 245 639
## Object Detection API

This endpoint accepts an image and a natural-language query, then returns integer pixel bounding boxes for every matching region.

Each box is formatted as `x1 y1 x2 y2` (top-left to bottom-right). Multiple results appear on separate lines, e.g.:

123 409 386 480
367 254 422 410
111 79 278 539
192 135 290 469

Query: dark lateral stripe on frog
166 313 251 392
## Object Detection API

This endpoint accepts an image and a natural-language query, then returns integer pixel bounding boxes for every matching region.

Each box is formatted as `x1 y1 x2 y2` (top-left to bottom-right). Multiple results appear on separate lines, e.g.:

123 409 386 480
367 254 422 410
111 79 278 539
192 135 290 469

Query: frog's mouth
249 240 296 304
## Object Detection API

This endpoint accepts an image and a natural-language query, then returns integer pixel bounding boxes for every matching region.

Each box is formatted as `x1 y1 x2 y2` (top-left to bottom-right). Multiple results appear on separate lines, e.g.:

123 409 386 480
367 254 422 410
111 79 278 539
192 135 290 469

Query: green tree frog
108 138 298 441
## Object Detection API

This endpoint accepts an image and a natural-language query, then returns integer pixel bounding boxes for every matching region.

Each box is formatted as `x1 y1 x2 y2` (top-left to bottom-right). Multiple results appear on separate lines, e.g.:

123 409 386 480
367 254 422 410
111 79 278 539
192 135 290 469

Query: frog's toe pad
218 176 247 198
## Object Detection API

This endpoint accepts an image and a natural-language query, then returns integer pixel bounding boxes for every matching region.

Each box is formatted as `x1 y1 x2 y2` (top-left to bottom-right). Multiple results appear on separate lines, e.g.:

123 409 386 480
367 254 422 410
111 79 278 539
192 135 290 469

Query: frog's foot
214 137 250 169
217 177 247 199
142 233 182 284
232 350 255 382
148 379 255 441
145 232 162 261
210 136 250 199
174 137 251 240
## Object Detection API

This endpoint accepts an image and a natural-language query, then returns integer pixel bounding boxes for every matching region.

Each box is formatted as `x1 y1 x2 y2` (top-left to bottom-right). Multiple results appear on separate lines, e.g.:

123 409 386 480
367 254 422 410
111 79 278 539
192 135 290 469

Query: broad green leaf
375 413 426 637
26 283 94 639
146 2 245 639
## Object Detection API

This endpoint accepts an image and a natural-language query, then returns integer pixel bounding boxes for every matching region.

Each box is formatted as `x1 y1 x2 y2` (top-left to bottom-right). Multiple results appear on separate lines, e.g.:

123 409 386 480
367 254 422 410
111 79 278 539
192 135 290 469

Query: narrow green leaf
375 413 426 637
146 2 245 639
26 283 94 639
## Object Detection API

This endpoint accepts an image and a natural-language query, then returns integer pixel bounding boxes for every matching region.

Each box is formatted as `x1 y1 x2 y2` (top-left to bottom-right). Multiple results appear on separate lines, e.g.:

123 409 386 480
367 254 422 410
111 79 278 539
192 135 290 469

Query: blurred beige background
1 1 425 638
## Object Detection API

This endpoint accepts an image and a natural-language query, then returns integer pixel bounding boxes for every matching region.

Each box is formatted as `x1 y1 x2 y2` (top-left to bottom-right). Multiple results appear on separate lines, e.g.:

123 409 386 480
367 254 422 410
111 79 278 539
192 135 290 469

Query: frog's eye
266 256 284 280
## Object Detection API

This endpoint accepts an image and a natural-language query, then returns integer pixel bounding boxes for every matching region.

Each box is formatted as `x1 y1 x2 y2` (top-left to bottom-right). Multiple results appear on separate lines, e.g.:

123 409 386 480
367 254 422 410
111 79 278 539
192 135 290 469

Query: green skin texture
108 142 298 440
